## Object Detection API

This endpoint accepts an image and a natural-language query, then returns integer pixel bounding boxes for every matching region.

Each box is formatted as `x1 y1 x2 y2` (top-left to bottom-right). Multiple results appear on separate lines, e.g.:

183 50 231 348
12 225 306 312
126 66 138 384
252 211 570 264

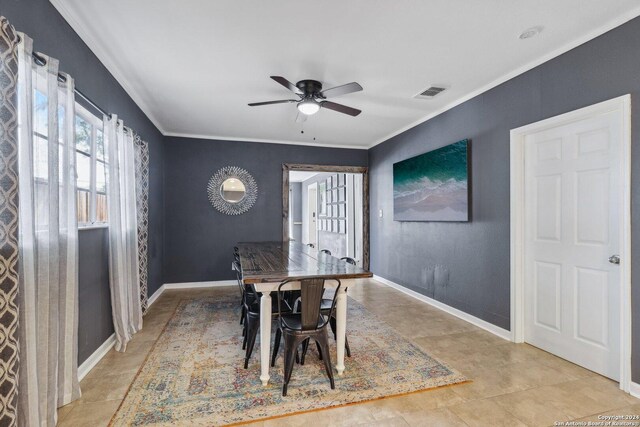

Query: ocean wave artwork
393 139 469 221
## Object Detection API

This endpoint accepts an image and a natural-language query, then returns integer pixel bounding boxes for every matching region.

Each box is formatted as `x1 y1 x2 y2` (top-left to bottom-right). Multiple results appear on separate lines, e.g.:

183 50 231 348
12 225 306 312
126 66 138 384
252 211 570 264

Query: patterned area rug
110 296 467 426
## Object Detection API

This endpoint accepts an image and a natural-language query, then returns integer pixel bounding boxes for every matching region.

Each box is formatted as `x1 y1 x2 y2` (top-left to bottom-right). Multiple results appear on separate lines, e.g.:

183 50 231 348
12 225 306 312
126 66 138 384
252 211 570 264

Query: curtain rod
31 51 111 119
75 88 111 119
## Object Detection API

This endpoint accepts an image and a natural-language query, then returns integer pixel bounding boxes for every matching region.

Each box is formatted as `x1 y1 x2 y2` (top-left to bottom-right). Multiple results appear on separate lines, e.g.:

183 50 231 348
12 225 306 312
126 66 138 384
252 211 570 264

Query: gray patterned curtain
133 135 149 314
0 15 20 427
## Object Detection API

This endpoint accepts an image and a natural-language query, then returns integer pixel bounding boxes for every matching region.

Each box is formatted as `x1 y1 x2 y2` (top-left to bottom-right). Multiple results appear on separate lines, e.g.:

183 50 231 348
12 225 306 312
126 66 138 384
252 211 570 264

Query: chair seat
280 313 328 331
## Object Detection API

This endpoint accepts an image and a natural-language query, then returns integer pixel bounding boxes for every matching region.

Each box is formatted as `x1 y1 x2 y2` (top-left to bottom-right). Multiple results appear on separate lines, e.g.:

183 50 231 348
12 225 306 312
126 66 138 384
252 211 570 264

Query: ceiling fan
248 76 363 119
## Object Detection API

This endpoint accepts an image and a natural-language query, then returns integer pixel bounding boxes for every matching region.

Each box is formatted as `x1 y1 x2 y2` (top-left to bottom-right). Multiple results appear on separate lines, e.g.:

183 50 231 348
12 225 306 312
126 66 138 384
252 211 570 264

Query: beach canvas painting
393 139 469 221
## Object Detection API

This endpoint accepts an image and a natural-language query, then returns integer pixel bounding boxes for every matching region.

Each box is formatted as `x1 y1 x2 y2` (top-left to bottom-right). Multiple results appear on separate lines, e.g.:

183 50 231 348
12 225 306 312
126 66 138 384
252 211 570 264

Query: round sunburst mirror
220 178 246 203
207 167 257 215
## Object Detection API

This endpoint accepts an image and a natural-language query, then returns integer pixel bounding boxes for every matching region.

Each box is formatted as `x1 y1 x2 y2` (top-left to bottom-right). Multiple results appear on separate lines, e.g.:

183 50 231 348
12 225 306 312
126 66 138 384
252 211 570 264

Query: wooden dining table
236 241 373 386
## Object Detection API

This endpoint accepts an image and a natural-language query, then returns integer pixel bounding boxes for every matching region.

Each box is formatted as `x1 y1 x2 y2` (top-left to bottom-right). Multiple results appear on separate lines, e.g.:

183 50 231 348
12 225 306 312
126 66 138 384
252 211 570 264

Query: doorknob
608 255 620 265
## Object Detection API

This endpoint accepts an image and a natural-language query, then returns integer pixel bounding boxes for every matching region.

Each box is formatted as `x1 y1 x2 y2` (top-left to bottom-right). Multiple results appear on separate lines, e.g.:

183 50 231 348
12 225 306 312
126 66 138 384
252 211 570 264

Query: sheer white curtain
105 115 142 351
16 34 80 426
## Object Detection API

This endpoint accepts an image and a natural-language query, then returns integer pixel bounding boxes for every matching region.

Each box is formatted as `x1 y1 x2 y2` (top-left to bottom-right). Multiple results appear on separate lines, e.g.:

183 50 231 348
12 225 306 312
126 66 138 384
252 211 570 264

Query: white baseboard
77 280 236 380
163 280 236 289
373 274 512 341
629 382 640 399
147 280 236 309
147 285 164 307
78 333 116 381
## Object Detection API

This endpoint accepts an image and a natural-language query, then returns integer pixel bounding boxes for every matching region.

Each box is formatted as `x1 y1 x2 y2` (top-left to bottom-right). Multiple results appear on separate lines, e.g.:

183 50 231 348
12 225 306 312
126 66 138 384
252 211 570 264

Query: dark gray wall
1 0 165 363
369 16 640 379
163 137 367 283
77 229 112 363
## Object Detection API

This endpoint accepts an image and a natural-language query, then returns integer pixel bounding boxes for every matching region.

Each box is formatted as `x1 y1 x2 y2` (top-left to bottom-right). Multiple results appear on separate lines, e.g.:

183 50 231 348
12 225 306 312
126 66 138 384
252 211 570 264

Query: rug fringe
225 379 472 426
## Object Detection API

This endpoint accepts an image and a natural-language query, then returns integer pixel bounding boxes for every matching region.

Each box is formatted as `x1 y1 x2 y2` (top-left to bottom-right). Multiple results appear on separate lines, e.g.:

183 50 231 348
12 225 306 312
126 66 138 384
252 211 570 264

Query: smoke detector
519 26 543 40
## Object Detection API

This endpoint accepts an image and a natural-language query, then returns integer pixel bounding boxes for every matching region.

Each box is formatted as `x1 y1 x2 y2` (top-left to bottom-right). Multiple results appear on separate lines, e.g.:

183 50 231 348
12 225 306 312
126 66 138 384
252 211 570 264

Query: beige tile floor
57 279 639 426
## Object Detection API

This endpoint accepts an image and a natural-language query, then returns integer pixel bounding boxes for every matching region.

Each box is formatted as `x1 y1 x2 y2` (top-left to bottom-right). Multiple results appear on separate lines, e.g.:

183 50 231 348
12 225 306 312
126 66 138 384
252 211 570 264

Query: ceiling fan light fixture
297 99 320 115
250 77 361 117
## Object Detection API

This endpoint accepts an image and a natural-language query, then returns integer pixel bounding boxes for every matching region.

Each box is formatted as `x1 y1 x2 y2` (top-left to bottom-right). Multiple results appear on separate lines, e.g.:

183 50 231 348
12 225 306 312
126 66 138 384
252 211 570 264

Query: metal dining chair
233 255 245 326
340 257 356 265
271 278 340 396
301 256 355 362
240 272 293 369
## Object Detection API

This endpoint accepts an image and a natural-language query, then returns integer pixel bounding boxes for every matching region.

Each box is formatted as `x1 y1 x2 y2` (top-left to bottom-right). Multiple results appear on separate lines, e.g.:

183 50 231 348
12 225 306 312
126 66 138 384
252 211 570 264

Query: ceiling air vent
415 86 447 99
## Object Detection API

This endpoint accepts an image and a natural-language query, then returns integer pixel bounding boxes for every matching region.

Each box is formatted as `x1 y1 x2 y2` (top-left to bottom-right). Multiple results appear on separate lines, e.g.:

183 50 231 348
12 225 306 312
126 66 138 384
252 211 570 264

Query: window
32 87 68 230
75 104 108 226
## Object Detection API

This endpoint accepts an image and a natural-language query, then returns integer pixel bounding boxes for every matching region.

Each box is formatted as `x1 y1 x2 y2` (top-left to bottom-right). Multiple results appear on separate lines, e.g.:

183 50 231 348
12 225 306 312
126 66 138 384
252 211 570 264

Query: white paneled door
523 108 623 380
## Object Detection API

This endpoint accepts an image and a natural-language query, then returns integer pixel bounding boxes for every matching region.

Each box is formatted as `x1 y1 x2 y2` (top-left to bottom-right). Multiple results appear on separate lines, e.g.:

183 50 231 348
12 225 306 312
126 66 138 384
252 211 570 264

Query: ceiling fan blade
295 111 307 123
319 82 363 99
321 101 362 117
271 76 303 94
248 99 296 106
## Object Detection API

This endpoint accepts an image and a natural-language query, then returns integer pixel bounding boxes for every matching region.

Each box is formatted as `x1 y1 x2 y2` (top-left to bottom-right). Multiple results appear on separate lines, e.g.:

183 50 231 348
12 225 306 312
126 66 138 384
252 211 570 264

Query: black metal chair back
233 260 244 295
276 278 340 331
300 278 325 330
340 257 356 265
320 249 332 255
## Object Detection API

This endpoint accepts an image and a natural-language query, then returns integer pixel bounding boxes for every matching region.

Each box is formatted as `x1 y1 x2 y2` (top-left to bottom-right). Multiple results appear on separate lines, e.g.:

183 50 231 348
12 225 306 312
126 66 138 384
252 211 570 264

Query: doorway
283 164 369 269
306 183 318 247
510 95 631 389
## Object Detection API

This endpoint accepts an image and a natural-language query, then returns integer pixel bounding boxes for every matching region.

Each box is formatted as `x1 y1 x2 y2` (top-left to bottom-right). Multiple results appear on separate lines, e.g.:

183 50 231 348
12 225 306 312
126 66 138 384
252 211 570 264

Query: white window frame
75 102 108 229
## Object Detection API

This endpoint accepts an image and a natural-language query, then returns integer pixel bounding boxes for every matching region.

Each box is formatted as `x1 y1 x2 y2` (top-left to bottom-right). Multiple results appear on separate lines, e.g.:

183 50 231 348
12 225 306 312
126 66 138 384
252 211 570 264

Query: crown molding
50 0 368 150
367 5 640 149
50 0 167 135
163 131 368 150
51 0 640 151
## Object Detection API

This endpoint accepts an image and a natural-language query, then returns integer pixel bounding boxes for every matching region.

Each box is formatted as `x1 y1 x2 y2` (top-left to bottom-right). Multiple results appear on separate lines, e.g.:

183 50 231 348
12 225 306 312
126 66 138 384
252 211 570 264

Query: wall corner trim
372 274 512 341
629 382 640 400
148 281 237 308
163 281 237 290
78 333 116 381
147 285 165 307
78 281 235 380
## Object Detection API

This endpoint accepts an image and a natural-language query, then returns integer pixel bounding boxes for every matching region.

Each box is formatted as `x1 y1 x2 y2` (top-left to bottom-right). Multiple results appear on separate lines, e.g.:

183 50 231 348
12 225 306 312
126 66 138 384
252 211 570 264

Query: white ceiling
52 0 640 149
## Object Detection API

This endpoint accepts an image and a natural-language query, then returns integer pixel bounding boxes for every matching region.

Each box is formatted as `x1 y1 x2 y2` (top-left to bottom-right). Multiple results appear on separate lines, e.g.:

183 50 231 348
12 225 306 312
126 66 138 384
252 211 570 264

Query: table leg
260 292 272 386
335 286 347 375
